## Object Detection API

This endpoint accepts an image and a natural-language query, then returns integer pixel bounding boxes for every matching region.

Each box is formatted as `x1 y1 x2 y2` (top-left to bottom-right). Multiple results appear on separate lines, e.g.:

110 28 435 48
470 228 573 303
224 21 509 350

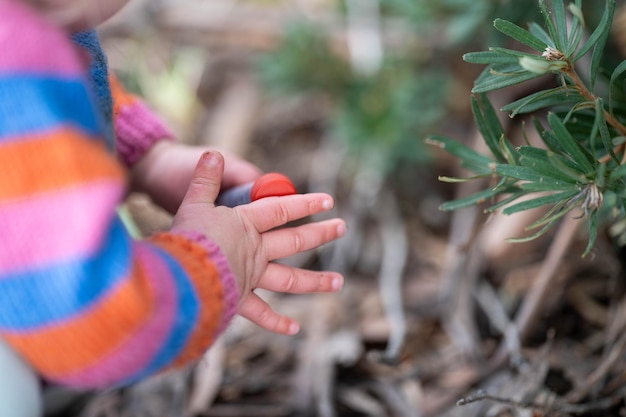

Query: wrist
130 140 175 194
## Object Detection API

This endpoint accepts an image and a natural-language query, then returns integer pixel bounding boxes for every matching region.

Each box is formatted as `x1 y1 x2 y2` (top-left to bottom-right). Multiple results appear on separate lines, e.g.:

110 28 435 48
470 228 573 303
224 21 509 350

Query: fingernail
332 276 344 290
322 199 333 210
288 322 300 335
336 222 346 237
202 152 219 167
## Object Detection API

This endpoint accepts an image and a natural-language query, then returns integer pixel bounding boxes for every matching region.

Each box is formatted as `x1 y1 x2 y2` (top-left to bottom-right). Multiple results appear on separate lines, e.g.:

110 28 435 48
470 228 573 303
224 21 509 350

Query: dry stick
374 187 409 363
309 297 339 417
457 389 620 415
348 151 409 365
187 339 226 416
565 330 626 403
425 216 582 417
438 179 488 360
474 281 522 364
369 380 421 417
290 138 348 414
313 331 363 417
514 214 581 343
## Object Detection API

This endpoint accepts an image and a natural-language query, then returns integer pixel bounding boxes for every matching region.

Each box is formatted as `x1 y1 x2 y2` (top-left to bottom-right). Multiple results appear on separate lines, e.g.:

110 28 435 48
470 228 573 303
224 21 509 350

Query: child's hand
171 151 346 335
132 141 262 213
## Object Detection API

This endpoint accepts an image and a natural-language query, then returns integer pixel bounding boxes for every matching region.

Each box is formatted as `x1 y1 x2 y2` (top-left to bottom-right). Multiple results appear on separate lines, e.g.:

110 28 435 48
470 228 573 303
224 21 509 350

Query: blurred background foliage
255 0 547 172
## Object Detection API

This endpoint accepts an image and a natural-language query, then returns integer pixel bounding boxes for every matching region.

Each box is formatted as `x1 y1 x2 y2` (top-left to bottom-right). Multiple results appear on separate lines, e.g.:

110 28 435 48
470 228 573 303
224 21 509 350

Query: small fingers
263 218 346 260
245 194 335 232
238 293 300 335
258 263 344 293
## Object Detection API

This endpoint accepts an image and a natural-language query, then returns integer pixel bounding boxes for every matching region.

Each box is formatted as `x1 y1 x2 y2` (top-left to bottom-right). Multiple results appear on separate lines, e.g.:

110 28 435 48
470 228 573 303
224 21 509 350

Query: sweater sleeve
0 0 238 389
110 73 176 167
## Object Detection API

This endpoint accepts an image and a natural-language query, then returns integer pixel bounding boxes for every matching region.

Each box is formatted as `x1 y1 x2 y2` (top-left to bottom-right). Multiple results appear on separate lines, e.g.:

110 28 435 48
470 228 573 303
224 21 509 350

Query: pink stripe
115 102 175 167
0 1 85 75
0 181 125 274
54 245 178 387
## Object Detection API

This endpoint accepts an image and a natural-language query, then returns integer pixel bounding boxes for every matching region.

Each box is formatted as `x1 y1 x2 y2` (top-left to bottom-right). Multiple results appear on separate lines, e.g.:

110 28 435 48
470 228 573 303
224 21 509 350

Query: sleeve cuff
114 101 175 167
173 231 239 335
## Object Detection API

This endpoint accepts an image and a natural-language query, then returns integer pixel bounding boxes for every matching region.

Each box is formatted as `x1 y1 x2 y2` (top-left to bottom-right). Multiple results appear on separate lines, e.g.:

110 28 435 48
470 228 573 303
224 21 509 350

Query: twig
291 294 332 416
565 330 626 402
514 214 581 342
312 331 363 417
457 389 620 415
373 187 408 363
187 338 225 415
369 379 420 417
473 281 521 364
438 178 487 359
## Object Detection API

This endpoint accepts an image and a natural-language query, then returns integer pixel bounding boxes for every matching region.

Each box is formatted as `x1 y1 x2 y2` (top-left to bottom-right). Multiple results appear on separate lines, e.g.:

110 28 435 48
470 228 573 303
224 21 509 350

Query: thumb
181 151 224 206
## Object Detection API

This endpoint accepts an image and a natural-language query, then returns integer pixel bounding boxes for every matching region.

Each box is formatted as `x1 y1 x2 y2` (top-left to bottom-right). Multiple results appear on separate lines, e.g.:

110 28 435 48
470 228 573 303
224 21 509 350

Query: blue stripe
0 218 131 329
119 245 200 386
0 74 102 139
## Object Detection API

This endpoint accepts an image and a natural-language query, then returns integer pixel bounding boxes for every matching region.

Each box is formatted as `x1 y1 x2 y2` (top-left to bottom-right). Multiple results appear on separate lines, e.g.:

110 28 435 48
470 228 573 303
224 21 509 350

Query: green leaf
547 112 596 175
499 135 520 165
426 135 494 175
547 151 589 181
485 190 527 212
534 118 564 154
463 51 520 65
517 147 582 183
472 64 544 93
566 2 584 56
464 47 544 65
551 0 568 53
439 187 502 211
609 163 626 182
530 189 585 228
539 0 561 50
517 182 580 192
507 217 560 242
582 211 598 257
593 98 619 164
472 94 506 162
529 22 554 48
501 87 584 117
590 0 616 90
609 60 626 115
496 164 572 186
493 18 548 52
438 174 492 183
574 0 614 62
502 190 579 215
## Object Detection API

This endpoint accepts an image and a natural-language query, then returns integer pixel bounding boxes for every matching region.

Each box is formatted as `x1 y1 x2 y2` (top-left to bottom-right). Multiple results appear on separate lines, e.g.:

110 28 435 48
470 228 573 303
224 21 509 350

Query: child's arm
109 73 262 213
0 1 237 389
109 73 176 167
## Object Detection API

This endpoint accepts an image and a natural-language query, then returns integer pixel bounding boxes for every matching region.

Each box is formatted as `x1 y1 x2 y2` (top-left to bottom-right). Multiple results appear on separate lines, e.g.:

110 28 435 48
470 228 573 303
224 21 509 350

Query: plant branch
565 67 626 163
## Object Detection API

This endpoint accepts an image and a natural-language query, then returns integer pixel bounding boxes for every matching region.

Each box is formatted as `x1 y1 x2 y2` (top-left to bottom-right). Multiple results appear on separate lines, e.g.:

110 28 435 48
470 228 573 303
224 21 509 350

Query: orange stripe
4 261 154 374
149 234 224 368
0 127 126 201
109 74 138 114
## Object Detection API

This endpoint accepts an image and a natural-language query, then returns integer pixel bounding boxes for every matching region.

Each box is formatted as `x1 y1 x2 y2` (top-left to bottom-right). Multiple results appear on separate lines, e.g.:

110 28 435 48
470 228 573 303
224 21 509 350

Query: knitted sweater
0 0 239 389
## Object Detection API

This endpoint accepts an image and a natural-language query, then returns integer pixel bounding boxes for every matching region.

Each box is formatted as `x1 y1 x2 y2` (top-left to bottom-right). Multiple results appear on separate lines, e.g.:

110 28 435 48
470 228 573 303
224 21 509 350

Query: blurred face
29 0 130 30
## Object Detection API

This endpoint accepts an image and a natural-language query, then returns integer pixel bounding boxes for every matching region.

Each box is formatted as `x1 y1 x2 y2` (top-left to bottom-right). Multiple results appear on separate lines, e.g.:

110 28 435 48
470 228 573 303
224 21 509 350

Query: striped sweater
0 0 239 389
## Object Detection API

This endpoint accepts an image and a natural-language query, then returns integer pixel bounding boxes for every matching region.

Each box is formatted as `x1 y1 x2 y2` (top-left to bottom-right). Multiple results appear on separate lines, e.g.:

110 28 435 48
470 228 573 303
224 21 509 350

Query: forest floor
75 1 626 416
